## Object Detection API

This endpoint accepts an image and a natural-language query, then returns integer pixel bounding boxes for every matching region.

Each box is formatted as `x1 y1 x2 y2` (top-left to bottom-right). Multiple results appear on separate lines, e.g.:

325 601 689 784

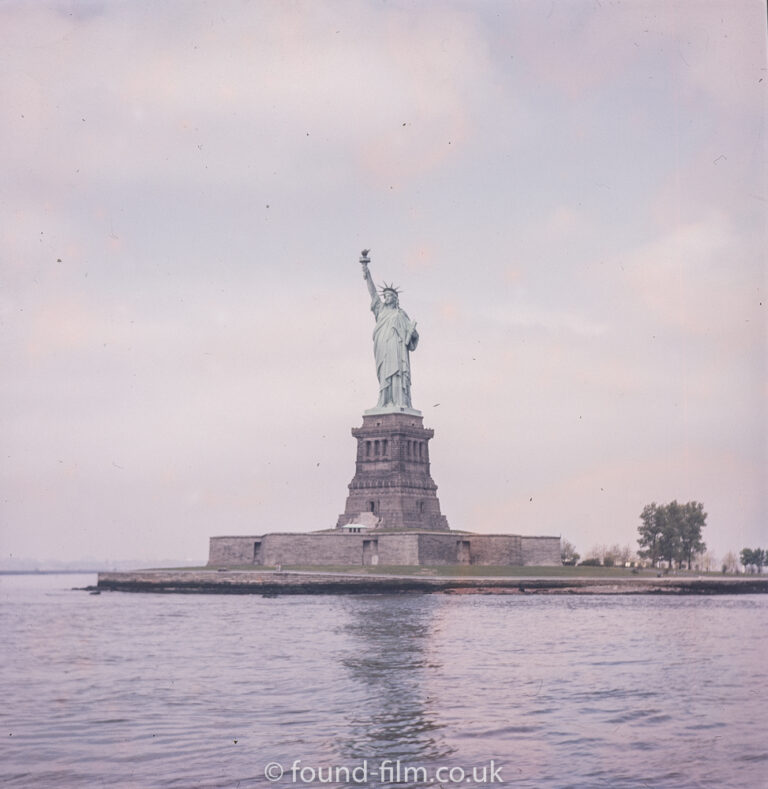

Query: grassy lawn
278 565 658 577
142 564 730 578
150 564 665 577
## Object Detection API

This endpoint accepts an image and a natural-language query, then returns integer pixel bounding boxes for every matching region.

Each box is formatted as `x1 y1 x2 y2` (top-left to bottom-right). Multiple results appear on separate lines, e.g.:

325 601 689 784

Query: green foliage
637 503 664 565
679 501 707 568
740 548 766 573
637 500 707 569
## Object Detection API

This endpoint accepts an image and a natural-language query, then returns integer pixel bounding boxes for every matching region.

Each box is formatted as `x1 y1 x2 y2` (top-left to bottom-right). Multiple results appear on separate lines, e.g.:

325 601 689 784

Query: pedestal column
336 410 449 531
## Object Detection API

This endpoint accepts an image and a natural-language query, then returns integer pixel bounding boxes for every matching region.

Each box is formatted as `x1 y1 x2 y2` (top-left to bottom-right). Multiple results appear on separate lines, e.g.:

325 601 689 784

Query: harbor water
1 574 766 788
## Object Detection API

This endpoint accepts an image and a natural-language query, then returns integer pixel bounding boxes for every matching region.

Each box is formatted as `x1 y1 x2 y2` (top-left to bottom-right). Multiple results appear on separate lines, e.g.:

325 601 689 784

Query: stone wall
519 536 562 566
208 531 562 567
377 533 419 565
208 536 259 565
464 535 522 565
417 533 464 565
262 533 364 566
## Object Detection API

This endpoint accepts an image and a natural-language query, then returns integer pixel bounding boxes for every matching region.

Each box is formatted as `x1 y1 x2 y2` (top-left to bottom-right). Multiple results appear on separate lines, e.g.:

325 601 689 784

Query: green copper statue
360 249 419 410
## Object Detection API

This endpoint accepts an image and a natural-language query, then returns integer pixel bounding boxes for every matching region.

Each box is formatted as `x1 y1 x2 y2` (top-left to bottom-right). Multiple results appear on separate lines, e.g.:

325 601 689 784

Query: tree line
562 501 763 574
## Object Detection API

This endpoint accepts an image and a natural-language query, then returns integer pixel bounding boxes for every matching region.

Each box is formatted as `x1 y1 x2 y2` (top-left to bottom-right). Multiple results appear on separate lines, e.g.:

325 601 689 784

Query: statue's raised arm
358 249 418 411
360 249 379 303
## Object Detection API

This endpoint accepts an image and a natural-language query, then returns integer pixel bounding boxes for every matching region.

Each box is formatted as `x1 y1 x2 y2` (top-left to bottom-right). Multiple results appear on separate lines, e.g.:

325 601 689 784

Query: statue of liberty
359 250 419 410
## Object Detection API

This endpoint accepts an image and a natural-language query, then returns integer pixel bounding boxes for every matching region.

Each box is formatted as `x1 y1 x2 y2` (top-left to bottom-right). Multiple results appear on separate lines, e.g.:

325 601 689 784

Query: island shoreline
92 570 768 596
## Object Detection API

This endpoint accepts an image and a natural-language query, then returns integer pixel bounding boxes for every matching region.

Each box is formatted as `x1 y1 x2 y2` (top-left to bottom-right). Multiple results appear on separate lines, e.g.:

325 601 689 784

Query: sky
1 0 766 566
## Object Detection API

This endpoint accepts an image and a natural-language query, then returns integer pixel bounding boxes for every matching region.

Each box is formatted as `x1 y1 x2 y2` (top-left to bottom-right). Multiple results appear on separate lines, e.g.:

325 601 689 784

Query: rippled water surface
1 574 767 788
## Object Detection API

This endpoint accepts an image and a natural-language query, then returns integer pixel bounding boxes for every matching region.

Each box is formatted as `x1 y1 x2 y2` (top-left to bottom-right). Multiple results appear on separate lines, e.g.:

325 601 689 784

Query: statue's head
380 283 401 307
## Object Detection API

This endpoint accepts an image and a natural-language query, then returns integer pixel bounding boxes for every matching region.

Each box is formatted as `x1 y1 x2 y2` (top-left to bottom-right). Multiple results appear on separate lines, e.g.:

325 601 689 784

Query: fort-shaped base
208 531 563 567
336 411 449 531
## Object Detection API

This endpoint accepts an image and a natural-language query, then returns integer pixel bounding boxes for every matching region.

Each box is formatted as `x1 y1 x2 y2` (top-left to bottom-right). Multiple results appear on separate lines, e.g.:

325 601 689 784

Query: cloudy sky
2 1 765 565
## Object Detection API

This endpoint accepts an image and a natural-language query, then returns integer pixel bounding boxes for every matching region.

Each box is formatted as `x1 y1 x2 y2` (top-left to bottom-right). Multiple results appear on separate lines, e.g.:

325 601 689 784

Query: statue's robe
371 296 419 408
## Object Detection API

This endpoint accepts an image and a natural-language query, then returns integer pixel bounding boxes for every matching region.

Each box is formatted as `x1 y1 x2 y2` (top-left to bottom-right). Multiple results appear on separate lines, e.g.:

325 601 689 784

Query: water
1 574 766 788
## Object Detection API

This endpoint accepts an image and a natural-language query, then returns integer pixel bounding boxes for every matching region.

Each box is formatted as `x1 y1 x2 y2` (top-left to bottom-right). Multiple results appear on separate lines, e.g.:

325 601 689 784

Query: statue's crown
380 281 402 296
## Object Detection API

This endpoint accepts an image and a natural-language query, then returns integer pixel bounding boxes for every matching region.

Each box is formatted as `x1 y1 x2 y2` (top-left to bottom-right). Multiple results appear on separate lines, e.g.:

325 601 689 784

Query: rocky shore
93 570 768 596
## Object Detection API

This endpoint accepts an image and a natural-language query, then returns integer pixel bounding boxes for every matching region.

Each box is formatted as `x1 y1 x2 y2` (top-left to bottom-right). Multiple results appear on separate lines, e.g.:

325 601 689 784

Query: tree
585 544 606 564
721 551 739 574
604 544 628 567
679 501 707 569
740 548 766 574
560 539 580 566
636 500 707 569
694 550 717 572
656 500 682 568
618 544 636 567
637 503 663 565
740 548 755 572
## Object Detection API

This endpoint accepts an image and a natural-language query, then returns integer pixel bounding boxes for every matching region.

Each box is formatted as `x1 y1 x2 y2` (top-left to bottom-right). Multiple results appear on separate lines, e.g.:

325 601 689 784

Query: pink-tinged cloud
620 215 761 340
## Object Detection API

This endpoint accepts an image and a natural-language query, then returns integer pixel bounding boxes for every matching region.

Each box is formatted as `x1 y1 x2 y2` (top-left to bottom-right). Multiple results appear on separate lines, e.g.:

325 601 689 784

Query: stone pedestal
336 410 449 531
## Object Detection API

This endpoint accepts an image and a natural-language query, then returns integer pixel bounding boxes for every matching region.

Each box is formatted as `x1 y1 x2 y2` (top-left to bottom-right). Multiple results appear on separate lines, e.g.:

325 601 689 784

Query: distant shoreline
93 569 768 596
1 569 103 575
